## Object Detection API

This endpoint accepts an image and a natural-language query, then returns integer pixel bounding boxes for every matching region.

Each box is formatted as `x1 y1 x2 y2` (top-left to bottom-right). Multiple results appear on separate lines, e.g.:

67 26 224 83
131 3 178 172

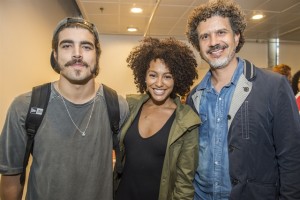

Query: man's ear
234 33 240 48
50 50 60 74
53 51 57 60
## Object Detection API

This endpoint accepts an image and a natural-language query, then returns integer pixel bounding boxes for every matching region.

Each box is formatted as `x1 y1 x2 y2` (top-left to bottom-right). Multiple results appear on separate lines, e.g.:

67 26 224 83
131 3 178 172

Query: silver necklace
60 95 96 136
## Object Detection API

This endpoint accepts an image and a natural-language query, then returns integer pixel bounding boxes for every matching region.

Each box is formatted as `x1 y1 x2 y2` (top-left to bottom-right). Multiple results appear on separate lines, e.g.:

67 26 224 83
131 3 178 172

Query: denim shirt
194 58 244 200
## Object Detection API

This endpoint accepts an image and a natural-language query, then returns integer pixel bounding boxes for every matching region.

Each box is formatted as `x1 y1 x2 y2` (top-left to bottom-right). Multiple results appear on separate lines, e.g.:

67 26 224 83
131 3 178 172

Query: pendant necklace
60 95 96 136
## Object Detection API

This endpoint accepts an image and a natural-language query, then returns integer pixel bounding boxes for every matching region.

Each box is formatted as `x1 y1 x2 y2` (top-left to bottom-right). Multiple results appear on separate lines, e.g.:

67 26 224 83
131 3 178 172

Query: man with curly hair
186 0 300 199
114 37 200 200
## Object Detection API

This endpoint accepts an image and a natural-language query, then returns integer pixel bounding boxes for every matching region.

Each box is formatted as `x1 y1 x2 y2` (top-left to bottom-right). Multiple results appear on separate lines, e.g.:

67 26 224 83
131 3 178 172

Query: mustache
207 44 228 54
65 59 89 67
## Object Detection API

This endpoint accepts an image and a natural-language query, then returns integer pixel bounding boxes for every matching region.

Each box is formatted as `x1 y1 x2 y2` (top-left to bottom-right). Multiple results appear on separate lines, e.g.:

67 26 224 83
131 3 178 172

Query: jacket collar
243 59 256 81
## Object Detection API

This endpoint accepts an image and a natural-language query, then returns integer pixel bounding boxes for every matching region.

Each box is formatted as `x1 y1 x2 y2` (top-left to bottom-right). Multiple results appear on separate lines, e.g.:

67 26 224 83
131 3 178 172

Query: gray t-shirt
0 83 129 200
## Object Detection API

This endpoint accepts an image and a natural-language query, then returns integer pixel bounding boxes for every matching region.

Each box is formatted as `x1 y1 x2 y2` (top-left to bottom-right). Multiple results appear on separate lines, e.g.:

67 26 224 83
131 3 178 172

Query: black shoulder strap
102 84 122 174
20 83 51 185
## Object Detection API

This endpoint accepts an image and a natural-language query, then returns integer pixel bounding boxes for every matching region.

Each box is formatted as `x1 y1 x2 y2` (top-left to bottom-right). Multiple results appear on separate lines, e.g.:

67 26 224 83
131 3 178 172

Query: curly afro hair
292 70 300 95
127 37 198 97
186 0 246 53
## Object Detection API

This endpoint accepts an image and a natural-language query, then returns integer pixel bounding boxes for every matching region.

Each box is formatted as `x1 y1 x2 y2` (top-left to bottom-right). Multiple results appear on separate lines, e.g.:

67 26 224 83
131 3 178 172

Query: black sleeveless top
115 108 175 200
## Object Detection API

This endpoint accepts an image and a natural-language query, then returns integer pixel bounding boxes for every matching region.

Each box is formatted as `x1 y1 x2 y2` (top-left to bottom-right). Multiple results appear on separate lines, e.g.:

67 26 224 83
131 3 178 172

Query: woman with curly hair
292 70 300 113
114 37 200 200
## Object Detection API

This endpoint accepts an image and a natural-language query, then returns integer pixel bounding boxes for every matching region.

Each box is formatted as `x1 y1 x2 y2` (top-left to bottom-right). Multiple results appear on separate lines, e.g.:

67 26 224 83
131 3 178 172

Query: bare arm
0 175 24 200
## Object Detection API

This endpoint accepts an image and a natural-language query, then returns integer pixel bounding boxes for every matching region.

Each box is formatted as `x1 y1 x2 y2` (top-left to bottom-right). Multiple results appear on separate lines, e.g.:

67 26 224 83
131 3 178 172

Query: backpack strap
102 84 122 174
20 83 51 185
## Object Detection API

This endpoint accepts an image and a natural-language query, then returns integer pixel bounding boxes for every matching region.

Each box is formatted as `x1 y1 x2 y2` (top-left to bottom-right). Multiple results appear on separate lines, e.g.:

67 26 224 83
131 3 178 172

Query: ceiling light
127 27 138 32
252 14 264 20
131 7 143 13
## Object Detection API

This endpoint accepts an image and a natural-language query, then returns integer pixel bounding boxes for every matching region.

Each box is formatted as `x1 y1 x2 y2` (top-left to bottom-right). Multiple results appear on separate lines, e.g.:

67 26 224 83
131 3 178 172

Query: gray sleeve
0 93 31 175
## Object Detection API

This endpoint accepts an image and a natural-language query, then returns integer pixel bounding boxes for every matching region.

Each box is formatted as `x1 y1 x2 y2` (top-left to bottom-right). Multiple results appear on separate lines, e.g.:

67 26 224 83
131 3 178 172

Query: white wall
238 40 300 73
280 42 300 74
238 41 268 68
96 35 142 96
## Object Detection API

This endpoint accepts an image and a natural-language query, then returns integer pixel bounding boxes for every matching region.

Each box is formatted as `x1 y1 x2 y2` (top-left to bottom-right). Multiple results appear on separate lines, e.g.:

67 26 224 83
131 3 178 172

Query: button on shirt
194 58 244 200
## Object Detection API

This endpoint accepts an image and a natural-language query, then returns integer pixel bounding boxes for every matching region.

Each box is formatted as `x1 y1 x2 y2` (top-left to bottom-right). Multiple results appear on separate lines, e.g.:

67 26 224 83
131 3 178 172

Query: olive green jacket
114 94 200 200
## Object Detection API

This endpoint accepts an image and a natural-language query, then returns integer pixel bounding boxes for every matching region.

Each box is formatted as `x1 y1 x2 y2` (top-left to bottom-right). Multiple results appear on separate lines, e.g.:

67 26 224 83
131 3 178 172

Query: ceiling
75 0 300 42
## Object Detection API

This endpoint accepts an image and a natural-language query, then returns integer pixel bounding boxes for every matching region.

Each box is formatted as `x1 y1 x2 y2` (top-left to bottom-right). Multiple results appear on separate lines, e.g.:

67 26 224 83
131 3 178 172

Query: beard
201 44 236 69
55 58 99 85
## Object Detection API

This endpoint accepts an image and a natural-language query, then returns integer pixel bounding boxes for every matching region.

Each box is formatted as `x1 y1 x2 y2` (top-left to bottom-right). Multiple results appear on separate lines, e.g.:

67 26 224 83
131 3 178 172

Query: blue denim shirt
193 58 244 200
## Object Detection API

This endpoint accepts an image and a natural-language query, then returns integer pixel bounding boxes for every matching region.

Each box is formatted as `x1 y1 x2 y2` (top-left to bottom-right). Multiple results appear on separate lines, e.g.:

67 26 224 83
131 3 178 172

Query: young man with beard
186 0 300 199
0 17 128 200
